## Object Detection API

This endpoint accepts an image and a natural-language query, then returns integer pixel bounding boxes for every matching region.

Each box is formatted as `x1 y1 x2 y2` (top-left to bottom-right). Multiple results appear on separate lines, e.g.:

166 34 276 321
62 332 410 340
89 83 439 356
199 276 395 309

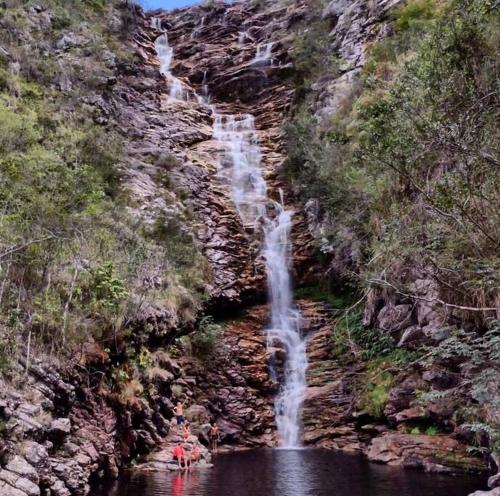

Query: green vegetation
286 0 499 445
358 359 394 418
418 324 500 455
332 310 395 360
285 0 499 317
187 316 224 359
0 0 209 371
295 285 355 310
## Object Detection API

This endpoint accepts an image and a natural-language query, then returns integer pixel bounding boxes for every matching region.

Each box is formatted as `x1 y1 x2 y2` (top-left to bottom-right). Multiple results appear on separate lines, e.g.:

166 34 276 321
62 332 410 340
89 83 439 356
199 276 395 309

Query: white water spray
213 114 307 448
154 27 307 449
154 34 186 101
253 42 273 66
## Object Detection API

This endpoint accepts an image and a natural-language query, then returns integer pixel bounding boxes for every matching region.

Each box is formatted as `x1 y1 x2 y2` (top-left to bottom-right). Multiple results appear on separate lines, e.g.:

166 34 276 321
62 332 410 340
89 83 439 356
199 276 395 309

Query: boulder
0 481 29 496
0 470 40 496
377 304 413 333
323 0 351 19
50 418 71 436
5 456 39 484
368 433 487 474
398 325 426 348
185 405 210 424
489 473 500 489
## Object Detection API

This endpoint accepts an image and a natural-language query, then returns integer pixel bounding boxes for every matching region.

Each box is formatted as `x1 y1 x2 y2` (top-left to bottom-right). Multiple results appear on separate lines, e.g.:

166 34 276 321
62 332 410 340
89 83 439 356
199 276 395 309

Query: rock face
0 362 119 496
116 0 319 310
0 1 493 495
367 433 487 474
179 306 277 447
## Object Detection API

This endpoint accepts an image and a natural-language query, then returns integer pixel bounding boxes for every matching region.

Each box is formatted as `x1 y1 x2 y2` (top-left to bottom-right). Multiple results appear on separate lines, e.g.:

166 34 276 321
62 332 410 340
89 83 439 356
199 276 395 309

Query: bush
190 316 223 358
332 310 397 360
394 0 439 32
359 365 394 418
285 0 499 328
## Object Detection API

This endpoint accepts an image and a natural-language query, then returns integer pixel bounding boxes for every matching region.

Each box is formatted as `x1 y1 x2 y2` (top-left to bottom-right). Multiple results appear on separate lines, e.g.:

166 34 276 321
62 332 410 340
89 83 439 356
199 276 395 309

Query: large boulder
377 304 413 333
368 433 487 474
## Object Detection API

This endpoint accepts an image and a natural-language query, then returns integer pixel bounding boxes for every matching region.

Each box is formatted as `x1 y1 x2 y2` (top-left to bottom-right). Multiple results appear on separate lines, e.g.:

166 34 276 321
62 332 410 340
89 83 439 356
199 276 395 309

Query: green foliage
417 322 500 454
294 286 355 309
425 425 441 435
0 0 209 365
90 262 128 310
359 360 394 418
332 310 398 360
393 0 439 32
190 316 223 359
285 0 499 324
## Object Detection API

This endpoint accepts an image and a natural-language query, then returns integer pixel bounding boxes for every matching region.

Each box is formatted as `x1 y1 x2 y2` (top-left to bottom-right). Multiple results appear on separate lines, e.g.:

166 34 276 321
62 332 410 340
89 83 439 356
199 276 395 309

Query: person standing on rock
174 398 187 426
190 444 201 467
209 421 220 453
183 421 191 442
172 442 187 470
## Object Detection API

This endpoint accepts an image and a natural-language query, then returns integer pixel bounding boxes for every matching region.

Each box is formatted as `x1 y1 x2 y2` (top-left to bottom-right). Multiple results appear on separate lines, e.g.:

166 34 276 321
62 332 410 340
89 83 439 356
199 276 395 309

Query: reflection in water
95 449 486 496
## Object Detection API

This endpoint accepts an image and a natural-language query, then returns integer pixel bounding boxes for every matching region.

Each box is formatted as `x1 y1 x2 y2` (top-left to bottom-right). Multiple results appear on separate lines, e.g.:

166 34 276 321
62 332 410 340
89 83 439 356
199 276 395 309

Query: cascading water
154 33 186 101
253 42 273 66
155 29 307 449
213 114 307 448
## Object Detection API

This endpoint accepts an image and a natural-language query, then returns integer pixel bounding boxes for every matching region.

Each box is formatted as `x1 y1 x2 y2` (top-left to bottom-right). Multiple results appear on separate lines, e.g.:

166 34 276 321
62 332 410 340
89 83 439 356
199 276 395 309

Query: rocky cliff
0 0 497 495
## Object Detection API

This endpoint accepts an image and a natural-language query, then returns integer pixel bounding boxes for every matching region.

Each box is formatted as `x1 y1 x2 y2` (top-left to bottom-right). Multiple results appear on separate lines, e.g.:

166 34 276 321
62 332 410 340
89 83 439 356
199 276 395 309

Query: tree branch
366 277 497 312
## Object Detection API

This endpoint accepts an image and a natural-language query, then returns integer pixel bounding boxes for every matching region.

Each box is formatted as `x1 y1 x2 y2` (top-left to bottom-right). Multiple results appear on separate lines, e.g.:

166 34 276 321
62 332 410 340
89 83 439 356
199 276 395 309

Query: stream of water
212 112 307 448
154 35 308 447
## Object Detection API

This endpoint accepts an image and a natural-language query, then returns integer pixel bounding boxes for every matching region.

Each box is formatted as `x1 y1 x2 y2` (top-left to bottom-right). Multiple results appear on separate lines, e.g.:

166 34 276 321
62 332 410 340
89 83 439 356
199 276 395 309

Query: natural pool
93 448 487 496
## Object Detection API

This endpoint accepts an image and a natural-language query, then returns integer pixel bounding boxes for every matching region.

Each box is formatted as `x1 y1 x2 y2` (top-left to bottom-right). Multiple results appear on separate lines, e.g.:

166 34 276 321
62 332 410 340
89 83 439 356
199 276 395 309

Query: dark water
94 449 486 496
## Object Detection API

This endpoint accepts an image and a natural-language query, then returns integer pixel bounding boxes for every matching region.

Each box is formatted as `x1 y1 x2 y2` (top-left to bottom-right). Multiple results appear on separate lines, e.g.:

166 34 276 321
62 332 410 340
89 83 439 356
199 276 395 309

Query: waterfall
213 113 307 448
154 28 307 449
253 42 273 66
150 17 162 31
154 34 186 101
191 16 205 39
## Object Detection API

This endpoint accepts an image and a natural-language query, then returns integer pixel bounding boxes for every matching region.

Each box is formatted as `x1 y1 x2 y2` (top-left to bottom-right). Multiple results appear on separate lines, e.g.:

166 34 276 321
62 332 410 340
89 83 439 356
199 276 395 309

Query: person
209 421 219 453
182 421 191 442
172 442 186 470
190 444 201 466
174 399 187 426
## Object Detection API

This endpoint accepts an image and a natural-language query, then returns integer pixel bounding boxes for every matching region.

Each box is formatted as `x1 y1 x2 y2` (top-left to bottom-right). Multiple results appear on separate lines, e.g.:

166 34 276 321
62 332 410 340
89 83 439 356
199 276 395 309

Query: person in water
174 398 187 426
209 421 220 453
172 442 186 470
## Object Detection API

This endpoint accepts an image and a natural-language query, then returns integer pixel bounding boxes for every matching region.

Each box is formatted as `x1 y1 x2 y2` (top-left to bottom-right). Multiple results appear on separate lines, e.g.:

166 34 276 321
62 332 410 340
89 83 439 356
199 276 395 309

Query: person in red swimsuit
172 442 186 469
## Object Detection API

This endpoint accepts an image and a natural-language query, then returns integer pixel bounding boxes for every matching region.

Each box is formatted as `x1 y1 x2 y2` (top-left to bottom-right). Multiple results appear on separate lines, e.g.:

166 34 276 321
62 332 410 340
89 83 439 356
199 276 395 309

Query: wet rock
368 433 487 474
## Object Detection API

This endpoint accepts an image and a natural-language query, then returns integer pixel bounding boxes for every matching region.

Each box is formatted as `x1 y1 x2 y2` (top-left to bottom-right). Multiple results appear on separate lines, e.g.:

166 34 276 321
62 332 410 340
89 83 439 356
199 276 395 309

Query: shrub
190 316 223 358
331 310 397 360
359 366 393 418
394 0 439 32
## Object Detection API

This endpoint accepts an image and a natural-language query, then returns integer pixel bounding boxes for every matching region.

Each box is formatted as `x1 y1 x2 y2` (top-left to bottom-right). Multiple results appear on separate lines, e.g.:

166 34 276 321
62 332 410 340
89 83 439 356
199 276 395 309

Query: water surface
94 449 486 496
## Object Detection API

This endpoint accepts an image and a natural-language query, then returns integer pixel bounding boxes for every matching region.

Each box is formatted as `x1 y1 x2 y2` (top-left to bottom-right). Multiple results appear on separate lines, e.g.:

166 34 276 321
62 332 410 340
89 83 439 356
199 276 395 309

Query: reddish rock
368 433 487 474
